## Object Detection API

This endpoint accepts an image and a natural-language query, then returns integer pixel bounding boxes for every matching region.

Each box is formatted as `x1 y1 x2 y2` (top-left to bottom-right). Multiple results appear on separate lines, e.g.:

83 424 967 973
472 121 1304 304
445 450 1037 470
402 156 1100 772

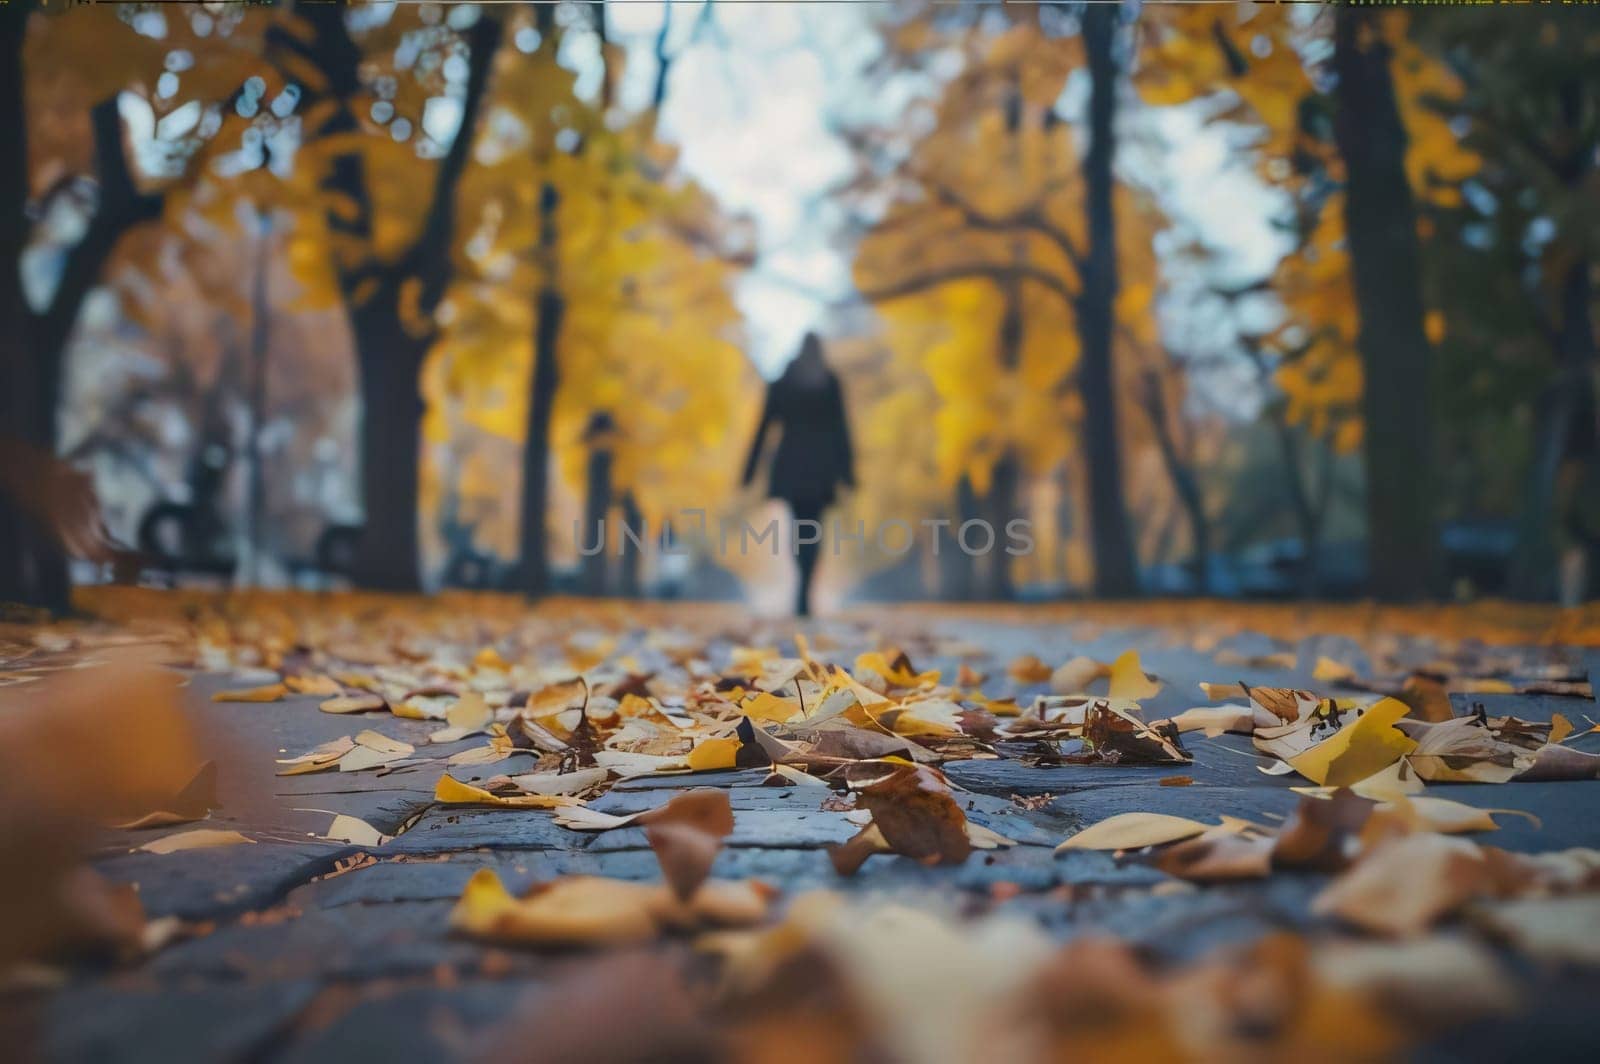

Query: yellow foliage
419 19 757 567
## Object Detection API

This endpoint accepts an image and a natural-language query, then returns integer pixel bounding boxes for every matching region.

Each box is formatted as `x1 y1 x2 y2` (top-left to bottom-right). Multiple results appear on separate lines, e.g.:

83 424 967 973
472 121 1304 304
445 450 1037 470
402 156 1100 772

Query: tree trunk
288 11 500 593
1140 372 1209 594
1511 79 1596 600
1245 343 1324 595
1077 3 1140 598
348 293 426 591
940 476 981 601
581 428 613 595
520 182 563 598
1512 259 1597 598
1 9 35 608
1332 10 1435 601
618 491 642 597
984 450 1019 600
2 10 160 612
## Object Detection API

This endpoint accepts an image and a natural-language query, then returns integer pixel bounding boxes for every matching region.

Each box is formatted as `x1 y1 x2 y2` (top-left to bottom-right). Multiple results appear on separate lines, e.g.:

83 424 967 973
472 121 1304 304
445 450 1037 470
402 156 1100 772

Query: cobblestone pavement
6 611 1600 1062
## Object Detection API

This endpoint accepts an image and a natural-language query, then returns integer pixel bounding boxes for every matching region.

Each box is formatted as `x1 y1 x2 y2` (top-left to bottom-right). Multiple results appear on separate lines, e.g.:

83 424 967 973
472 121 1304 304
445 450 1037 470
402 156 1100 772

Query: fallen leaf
510 766 608 796
1286 698 1417 787
1398 674 1455 724
450 870 661 946
1107 650 1160 701
429 691 493 743
433 774 576 809
857 650 938 688
1473 895 1600 966
449 869 772 948
1050 656 1109 694
637 790 736 900
1312 657 1355 683
832 763 971 873
1272 790 1375 872
211 683 288 703
1007 654 1054 685
1167 705 1253 737
1152 828 1274 881
324 814 389 847
686 737 740 772
1312 833 1491 936
319 693 385 715
1056 812 1211 852
138 829 254 855
276 736 357 776
113 761 218 830
338 730 415 773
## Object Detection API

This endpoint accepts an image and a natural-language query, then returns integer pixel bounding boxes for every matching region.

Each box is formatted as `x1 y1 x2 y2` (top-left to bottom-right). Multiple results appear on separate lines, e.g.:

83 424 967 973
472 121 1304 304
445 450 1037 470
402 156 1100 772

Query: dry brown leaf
636 790 736 900
1312 833 1492 936
831 763 971 873
1007 654 1054 684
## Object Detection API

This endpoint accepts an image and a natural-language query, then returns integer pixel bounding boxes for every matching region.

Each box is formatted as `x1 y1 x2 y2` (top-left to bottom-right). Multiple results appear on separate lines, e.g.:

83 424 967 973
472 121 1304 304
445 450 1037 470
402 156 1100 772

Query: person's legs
791 499 824 616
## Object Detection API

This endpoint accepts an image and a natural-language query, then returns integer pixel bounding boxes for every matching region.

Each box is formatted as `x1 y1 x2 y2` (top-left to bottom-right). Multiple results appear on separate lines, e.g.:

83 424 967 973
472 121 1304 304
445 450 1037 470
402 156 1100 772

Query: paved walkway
6 609 1600 1062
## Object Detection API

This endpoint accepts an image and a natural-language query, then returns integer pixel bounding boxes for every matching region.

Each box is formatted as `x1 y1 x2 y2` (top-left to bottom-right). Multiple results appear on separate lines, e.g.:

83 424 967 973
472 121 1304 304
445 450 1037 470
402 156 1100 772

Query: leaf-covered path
5 595 1600 1061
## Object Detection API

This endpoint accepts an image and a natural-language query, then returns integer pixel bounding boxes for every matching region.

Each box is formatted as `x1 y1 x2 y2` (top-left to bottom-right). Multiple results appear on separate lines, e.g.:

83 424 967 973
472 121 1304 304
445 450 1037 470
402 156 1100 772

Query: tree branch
89 96 162 222
857 260 1078 309
921 176 1085 272
409 15 502 317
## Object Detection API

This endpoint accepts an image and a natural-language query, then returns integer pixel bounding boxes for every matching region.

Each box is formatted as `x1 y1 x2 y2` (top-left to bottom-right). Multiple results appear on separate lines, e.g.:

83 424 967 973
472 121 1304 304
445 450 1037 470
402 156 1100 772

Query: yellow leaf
320 694 385 714
855 651 939 688
1288 698 1417 787
1055 812 1210 852
742 691 800 724
1312 656 1355 683
686 738 740 772
212 683 288 703
285 674 342 696
1107 650 1161 701
433 774 576 809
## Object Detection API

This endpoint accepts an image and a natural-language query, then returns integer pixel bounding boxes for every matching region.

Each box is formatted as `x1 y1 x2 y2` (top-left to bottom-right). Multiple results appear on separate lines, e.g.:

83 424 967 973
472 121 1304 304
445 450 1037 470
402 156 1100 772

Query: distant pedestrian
741 333 855 616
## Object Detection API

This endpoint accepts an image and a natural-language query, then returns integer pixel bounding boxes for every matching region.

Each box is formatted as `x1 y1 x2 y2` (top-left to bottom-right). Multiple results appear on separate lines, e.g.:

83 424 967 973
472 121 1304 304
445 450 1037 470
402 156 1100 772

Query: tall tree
1076 1 1139 596
431 5 751 591
1331 10 1437 600
1413 10 1600 598
276 8 501 591
519 5 564 599
851 5 1204 598
1 5 239 609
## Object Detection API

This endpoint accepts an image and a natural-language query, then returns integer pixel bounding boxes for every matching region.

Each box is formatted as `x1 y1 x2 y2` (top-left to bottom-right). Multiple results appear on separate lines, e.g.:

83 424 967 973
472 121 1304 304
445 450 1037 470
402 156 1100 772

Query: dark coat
742 361 855 511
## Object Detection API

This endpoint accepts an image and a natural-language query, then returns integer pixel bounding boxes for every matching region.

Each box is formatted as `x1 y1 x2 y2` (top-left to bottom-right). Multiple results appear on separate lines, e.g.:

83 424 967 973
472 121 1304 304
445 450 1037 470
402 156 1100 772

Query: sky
601 2 1290 381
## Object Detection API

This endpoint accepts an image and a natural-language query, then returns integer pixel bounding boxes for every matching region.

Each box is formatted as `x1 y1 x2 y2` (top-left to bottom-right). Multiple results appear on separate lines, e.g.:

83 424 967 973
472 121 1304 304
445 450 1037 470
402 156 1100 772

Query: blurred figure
742 333 855 616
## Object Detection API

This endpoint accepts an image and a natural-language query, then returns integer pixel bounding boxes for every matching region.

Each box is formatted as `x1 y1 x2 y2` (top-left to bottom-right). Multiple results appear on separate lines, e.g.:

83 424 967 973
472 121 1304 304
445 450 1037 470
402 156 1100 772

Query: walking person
741 332 855 616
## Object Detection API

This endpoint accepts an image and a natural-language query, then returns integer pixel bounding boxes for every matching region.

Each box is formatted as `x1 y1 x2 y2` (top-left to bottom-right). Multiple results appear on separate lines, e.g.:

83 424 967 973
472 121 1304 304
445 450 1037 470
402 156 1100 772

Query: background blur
3 1 1597 612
